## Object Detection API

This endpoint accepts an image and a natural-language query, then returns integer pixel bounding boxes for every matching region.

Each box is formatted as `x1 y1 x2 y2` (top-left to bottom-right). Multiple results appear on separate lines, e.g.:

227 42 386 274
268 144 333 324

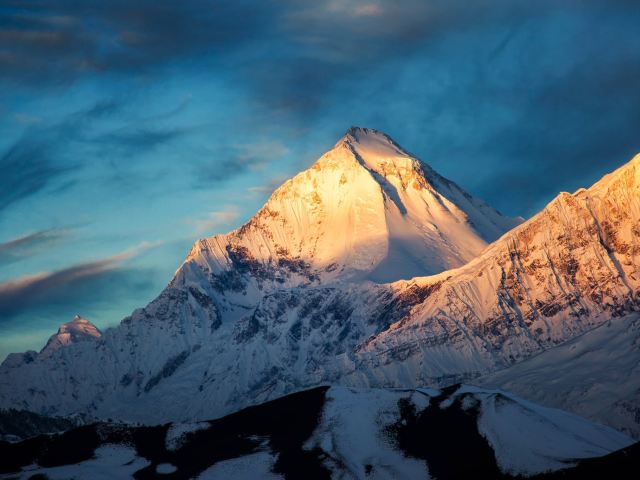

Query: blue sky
1 0 639 358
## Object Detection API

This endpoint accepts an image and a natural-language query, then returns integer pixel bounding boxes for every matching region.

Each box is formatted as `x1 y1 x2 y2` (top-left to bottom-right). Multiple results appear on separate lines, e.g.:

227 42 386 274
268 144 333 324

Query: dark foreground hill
0 384 633 480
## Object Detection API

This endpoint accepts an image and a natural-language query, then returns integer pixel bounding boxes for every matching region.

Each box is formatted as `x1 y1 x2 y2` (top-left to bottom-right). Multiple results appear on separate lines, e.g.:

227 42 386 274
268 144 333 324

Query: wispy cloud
13 113 42 125
195 141 289 187
0 228 72 265
92 126 189 154
0 100 125 211
0 241 158 318
354 4 384 17
0 136 75 211
0 97 192 210
0 0 277 87
247 176 289 196
187 206 241 235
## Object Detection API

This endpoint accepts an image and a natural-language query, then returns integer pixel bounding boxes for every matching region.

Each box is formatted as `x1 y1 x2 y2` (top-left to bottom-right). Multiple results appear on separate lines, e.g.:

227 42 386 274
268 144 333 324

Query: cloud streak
0 242 157 319
0 229 71 266
0 97 193 210
247 176 289 196
187 206 241 235
0 0 277 87
194 141 289 187
0 136 75 211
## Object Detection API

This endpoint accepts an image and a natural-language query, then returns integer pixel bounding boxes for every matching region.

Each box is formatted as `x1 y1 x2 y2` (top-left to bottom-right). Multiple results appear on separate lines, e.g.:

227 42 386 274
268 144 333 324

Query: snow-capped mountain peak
181 127 521 289
39 315 102 358
338 126 414 163
327 126 431 190
1 147 640 436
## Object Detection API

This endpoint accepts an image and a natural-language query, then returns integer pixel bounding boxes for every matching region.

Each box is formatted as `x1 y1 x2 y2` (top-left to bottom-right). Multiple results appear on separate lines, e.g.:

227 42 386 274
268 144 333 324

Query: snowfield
479 313 640 438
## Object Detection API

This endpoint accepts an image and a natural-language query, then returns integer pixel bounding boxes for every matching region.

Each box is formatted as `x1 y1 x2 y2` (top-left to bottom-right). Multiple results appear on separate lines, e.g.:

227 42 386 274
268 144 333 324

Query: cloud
0 0 278 87
0 241 158 319
93 126 188 154
0 136 75 211
354 4 384 17
247 176 289 196
1 0 639 216
195 141 289 187
444 6 640 215
3 1 636 129
0 99 131 210
0 1 530 113
0 229 71 266
0 97 191 210
187 206 241 235
13 112 42 125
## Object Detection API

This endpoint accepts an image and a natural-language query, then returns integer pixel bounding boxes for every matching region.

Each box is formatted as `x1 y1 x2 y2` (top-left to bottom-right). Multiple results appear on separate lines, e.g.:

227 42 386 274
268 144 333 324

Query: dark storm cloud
0 229 71 266
439 4 640 215
0 0 278 86
0 245 155 320
1 0 639 215
476 60 640 214
0 1 537 97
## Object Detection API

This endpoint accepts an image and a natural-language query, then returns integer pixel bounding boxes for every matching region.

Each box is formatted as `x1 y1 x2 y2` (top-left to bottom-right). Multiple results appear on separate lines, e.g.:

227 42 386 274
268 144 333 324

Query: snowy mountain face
478 312 640 438
353 154 640 377
0 385 633 480
1 315 101 368
40 315 102 358
0 130 638 440
184 127 520 289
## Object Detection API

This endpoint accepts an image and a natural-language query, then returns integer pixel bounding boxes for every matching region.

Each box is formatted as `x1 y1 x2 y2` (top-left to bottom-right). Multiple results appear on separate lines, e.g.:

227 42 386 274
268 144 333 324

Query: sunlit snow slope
184 126 520 287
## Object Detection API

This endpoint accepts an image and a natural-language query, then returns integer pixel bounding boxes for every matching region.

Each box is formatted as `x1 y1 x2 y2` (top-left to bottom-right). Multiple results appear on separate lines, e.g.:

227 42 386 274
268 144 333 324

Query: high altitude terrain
1 128 638 439
0 385 633 480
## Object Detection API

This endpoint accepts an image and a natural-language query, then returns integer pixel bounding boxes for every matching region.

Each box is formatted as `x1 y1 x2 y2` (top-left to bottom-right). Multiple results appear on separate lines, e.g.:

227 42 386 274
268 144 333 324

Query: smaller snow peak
61 315 96 331
39 315 102 357
57 316 101 339
71 314 87 324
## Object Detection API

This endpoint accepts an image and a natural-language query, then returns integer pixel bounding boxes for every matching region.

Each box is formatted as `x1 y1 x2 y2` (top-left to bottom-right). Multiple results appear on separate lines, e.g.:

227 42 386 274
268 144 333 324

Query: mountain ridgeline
1 127 639 439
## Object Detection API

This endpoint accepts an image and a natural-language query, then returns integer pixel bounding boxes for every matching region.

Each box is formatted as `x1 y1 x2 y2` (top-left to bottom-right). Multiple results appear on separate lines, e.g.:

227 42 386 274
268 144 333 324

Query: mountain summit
182 127 520 288
40 315 101 358
3 134 638 435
